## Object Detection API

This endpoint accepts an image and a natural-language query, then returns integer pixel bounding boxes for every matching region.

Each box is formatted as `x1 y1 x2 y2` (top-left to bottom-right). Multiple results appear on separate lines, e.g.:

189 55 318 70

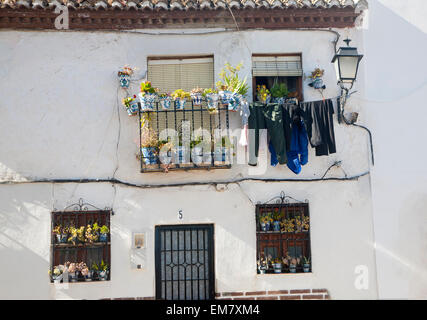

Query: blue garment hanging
286 119 309 174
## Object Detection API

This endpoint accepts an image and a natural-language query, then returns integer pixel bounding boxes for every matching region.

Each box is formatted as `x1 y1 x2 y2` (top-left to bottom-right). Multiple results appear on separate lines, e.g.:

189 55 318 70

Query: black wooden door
155 224 215 300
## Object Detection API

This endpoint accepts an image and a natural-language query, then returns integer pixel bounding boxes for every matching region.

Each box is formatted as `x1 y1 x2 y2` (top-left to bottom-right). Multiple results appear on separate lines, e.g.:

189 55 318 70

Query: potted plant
49 264 65 283
85 223 99 243
99 225 109 242
270 82 289 104
272 209 284 232
99 260 109 281
117 65 134 88
91 262 99 280
139 81 158 111
66 262 78 282
302 216 310 232
67 226 78 245
272 258 282 274
259 212 273 231
203 88 219 114
53 225 68 243
289 257 298 273
140 126 159 165
122 95 139 116
171 89 190 110
216 62 248 111
78 262 92 282
257 256 268 274
190 87 204 106
76 226 85 243
303 256 311 273
214 137 232 163
308 68 326 89
158 93 172 110
281 218 295 233
256 85 271 104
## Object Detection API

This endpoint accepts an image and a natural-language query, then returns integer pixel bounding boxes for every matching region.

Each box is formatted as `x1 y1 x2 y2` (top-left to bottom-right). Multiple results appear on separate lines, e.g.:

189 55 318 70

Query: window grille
256 192 311 274
50 200 111 283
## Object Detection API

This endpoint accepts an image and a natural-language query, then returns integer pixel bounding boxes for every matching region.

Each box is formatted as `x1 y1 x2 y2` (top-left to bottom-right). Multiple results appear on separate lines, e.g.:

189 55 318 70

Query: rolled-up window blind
252 56 302 77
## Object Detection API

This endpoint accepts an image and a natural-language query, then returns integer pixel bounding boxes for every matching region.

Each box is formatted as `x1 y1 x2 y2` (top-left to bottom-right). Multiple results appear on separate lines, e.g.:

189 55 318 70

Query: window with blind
140 56 232 173
252 54 303 101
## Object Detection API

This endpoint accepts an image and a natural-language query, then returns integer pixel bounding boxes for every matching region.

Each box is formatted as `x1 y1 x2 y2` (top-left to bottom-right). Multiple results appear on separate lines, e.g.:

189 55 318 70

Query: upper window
139 56 232 173
256 195 311 274
50 206 111 283
252 54 303 102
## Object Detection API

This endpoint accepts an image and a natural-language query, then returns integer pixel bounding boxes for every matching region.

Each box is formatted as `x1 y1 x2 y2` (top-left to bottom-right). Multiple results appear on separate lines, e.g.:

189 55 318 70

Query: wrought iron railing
138 100 232 173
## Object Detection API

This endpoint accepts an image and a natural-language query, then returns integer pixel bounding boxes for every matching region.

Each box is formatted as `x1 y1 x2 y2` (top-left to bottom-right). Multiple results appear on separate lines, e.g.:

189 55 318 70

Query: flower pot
219 90 233 105
126 101 139 116
159 97 172 110
191 93 203 106
141 147 159 165
99 270 108 281
175 98 186 110
174 146 189 164
258 268 267 274
312 78 325 89
69 272 78 282
119 74 130 88
68 236 77 245
273 221 281 232
206 93 219 113
289 265 297 273
228 93 243 112
272 263 282 274
139 93 157 111
99 233 108 242
260 222 270 232
272 96 287 105
52 274 63 284
56 233 68 243
303 264 310 273
214 146 230 162
84 271 93 282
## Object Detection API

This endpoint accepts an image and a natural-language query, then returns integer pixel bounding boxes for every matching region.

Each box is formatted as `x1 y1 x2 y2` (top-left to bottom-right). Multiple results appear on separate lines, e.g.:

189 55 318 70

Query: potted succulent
117 65 134 88
203 88 219 113
190 87 204 106
99 260 109 281
99 225 109 242
256 85 271 104
53 225 68 244
303 256 311 273
216 62 248 111
272 209 284 232
259 213 273 231
270 82 289 104
272 258 282 274
49 264 65 283
140 126 159 165
158 93 172 110
171 89 190 110
139 81 158 111
122 95 139 116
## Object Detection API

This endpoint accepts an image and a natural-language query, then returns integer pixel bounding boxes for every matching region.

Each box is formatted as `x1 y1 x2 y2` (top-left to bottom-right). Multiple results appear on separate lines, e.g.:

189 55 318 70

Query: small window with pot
256 195 311 274
252 54 303 102
50 205 111 283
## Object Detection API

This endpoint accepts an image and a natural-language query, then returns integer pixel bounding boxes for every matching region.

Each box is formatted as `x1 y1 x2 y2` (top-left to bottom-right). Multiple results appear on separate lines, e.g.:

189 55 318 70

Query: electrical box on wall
130 232 147 269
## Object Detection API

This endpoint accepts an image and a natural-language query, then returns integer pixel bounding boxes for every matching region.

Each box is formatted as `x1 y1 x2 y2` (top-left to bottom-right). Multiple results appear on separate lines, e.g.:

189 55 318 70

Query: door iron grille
155 224 215 300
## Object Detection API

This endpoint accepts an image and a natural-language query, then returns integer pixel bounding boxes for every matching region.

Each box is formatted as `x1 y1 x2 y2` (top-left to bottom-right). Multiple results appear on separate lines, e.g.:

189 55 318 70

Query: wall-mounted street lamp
332 38 363 124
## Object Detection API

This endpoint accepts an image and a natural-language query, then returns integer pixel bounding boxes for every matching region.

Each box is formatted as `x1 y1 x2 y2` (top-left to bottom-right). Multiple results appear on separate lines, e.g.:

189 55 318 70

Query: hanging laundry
261 103 287 165
302 99 336 156
248 102 267 166
286 118 309 174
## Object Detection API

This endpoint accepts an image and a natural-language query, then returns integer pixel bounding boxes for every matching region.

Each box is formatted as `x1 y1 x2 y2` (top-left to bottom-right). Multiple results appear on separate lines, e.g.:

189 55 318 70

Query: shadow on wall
364 1 427 102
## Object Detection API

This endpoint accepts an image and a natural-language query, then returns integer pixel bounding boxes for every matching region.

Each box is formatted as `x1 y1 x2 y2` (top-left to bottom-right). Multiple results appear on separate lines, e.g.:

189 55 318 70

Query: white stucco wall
0 27 378 299
360 0 427 299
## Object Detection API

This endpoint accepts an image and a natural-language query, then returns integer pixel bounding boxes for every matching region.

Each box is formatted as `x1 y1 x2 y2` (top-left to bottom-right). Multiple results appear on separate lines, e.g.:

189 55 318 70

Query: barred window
50 206 111 283
256 195 311 274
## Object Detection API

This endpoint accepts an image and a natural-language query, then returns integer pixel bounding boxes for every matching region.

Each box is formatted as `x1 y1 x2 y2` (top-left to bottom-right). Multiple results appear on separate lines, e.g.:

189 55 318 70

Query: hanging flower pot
141 147 159 165
228 93 242 112
118 74 130 88
190 93 203 106
128 101 139 116
139 93 157 111
159 96 172 110
205 93 219 113
175 98 187 110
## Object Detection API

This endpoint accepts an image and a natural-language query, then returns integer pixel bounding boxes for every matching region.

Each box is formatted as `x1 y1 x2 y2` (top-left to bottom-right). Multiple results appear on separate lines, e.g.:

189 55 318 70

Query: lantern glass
335 56 360 83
